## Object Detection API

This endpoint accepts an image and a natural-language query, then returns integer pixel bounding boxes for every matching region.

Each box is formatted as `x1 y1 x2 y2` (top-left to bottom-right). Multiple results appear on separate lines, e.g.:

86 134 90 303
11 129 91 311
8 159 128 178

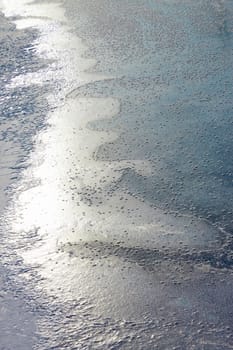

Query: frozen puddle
1 0 233 348
7 94 223 315
12 97 222 251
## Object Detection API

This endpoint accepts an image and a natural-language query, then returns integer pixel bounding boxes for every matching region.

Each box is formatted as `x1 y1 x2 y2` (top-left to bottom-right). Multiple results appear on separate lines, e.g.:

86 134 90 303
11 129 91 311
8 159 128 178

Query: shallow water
0 0 233 349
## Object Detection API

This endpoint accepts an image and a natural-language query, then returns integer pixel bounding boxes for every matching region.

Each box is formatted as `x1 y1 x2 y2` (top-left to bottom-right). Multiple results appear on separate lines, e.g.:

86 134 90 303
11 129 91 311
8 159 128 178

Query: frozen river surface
0 0 233 349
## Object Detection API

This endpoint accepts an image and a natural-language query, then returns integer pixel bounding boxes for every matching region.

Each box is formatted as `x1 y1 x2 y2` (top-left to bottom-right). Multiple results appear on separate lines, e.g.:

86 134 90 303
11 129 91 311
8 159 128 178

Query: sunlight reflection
3 0 222 308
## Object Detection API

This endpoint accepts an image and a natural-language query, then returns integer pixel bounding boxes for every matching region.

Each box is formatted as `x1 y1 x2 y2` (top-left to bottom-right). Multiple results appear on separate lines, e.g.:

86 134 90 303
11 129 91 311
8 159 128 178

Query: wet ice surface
0 0 233 349
65 0 233 232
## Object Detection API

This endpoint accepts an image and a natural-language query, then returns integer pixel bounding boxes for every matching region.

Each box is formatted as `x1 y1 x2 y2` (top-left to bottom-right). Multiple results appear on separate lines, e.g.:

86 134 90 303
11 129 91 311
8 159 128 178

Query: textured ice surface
0 0 233 349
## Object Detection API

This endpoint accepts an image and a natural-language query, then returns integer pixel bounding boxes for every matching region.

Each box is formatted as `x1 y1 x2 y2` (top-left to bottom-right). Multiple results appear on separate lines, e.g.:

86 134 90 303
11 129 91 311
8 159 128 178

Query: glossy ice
0 0 233 349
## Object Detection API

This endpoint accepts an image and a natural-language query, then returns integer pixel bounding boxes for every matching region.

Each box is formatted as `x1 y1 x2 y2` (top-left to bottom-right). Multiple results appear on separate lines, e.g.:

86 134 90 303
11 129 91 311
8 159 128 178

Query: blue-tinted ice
0 0 233 349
